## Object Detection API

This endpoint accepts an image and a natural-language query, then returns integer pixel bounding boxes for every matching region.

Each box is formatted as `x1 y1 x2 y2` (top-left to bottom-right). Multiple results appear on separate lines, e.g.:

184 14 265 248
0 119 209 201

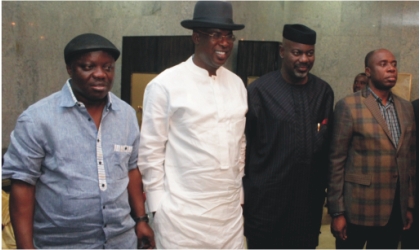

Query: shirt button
99 161 102 165
97 139 100 143
103 205 105 209
88 118 91 121
102 184 105 187
104 224 107 228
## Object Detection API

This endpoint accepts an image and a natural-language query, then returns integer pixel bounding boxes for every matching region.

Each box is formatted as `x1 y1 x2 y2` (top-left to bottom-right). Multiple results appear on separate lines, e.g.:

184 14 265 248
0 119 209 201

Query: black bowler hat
283 24 316 45
64 33 120 64
181 1 244 30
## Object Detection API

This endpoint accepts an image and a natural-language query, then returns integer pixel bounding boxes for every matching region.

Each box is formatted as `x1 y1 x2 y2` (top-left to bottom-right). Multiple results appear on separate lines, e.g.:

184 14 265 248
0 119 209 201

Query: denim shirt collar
59 79 119 111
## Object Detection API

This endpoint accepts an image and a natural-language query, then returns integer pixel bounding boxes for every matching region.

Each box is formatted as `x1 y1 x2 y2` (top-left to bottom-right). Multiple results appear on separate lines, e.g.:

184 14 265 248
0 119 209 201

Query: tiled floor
318 224 336 249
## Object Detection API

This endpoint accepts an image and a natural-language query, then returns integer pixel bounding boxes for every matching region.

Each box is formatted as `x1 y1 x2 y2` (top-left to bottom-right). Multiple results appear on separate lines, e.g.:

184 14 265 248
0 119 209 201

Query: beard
294 70 308 78
293 63 311 78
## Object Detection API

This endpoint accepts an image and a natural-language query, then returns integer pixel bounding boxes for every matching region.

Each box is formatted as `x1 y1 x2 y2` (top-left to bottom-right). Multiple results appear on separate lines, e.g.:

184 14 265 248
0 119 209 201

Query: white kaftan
138 56 247 249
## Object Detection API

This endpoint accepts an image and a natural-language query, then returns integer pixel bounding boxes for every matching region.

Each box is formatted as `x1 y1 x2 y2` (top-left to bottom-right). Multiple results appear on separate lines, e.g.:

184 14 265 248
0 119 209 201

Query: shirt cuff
331 212 344 218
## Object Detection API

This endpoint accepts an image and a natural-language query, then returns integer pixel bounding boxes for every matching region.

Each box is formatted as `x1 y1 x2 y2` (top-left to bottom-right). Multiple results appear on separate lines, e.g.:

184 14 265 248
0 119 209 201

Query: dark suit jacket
328 88 416 227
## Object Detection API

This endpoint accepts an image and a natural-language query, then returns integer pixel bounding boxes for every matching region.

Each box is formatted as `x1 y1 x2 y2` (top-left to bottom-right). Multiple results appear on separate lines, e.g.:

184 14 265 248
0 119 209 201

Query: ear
279 44 285 58
365 67 371 78
66 64 73 76
192 32 200 45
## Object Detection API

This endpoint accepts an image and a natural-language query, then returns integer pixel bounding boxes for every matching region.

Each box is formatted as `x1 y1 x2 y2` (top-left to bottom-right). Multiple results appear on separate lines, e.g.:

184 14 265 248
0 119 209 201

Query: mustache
91 80 111 85
295 63 310 67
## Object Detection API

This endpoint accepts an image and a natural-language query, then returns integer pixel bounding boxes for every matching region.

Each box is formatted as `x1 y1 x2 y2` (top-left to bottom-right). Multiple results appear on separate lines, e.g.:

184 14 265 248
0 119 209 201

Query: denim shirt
2 80 140 248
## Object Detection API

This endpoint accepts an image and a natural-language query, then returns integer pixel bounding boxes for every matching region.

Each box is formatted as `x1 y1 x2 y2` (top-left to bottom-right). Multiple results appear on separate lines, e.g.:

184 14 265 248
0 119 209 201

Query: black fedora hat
64 33 120 64
181 1 244 30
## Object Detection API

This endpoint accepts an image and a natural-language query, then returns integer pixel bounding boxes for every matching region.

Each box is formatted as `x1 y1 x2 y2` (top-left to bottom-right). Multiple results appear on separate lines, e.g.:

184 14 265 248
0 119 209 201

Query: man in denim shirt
2 33 155 249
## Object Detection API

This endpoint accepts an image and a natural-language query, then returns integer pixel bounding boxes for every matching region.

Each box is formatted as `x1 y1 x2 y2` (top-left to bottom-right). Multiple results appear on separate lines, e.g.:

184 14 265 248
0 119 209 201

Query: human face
192 28 234 75
66 50 115 104
353 75 368 92
366 49 397 91
280 38 315 85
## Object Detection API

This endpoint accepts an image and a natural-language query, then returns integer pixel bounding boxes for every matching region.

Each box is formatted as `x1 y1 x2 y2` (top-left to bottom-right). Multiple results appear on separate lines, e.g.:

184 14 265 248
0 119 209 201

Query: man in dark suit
401 99 419 249
243 24 334 249
328 48 416 249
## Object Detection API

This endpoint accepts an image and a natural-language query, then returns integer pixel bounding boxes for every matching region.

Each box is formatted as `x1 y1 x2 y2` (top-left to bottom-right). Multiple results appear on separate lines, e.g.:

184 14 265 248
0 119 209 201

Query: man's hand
403 210 413 230
135 221 155 249
331 214 347 241
127 169 155 248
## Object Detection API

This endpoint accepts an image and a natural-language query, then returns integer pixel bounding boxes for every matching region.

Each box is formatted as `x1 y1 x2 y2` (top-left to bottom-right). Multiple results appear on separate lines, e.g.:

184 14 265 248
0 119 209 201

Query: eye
104 65 114 72
212 33 222 40
306 51 314 57
292 50 301 56
82 64 93 71
227 34 235 40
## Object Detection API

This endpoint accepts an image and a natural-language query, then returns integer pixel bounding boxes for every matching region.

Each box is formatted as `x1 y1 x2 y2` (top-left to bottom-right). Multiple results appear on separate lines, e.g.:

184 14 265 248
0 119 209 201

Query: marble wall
2 1 419 147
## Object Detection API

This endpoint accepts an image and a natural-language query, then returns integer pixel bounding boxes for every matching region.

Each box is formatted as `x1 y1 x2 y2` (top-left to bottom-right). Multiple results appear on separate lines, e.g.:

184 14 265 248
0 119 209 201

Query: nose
299 53 309 63
387 64 396 72
218 37 229 47
93 67 106 79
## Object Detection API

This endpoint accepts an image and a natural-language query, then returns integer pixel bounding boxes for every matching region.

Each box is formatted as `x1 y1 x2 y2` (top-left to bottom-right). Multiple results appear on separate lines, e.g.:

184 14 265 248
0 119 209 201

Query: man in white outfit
138 1 247 248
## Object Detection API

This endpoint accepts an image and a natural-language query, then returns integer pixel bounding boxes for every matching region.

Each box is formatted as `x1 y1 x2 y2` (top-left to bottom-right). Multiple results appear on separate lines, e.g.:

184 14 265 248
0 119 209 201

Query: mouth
91 84 108 92
215 50 228 60
295 63 309 72
386 76 397 82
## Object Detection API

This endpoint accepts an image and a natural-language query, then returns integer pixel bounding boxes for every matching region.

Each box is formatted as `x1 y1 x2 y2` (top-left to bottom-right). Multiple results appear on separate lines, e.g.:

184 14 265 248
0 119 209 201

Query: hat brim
65 48 120 64
181 20 244 31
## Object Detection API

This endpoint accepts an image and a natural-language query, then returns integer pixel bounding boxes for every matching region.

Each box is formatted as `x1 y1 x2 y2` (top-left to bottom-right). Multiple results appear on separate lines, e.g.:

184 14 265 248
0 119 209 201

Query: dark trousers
401 222 419 249
336 191 403 249
247 237 316 249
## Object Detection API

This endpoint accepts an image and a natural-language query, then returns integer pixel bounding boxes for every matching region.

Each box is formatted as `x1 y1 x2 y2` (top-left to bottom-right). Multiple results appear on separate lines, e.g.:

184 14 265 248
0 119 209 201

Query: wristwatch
133 214 149 224
331 212 344 218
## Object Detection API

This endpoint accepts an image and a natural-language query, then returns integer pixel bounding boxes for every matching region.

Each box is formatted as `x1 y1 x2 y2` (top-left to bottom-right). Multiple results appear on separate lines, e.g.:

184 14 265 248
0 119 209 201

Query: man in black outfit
243 24 334 249
401 99 419 249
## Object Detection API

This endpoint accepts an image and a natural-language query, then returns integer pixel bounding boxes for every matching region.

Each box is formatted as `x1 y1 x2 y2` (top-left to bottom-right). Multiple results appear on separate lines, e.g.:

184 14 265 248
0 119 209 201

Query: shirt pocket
313 120 329 150
111 145 133 179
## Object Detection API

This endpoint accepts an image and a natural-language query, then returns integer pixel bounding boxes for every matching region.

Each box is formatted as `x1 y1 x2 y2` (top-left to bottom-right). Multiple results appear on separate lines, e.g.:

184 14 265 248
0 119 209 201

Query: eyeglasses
196 30 236 43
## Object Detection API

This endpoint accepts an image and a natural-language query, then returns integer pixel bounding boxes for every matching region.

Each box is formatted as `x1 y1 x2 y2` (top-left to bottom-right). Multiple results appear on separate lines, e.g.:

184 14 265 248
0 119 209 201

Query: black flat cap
181 1 244 30
64 33 120 64
283 24 316 45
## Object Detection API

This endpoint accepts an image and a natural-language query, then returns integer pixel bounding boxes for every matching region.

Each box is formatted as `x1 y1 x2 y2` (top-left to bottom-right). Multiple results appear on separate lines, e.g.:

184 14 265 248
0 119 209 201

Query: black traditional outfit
243 70 334 248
